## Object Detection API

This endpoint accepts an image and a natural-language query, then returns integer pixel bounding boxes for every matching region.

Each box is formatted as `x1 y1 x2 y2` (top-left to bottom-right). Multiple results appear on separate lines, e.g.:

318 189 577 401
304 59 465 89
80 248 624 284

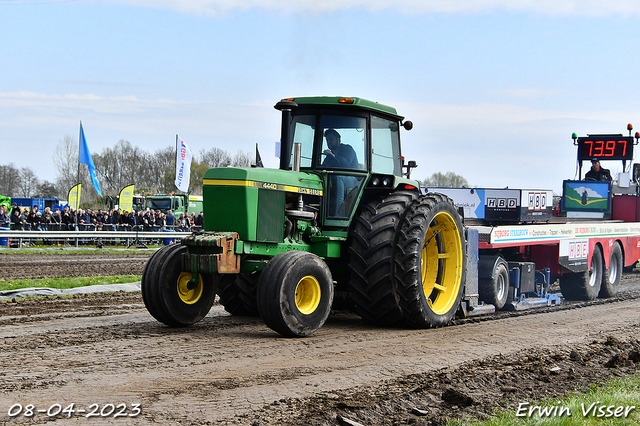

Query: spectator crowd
0 203 205 233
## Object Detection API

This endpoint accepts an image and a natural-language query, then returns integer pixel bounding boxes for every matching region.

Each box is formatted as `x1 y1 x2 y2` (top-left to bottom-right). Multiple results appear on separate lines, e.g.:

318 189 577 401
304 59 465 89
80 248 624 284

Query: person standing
26 206 40 230
165 209 175 230
11 207 22 230
194 211 204 229
0 205 9 227
585 158 612 181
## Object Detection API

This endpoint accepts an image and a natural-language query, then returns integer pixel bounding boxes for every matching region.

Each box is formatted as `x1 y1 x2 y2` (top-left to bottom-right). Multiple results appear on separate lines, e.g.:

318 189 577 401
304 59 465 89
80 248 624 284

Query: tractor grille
256 189 284 242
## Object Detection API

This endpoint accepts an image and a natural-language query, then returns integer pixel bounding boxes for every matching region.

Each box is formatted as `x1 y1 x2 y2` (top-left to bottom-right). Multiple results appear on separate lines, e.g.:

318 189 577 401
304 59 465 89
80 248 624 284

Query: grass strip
0 275 142 291
449 374 640 425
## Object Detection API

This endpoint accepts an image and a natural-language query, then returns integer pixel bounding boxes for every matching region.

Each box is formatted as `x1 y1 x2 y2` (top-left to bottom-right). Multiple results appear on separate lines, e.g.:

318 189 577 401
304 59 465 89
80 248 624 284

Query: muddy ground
0 250 639 425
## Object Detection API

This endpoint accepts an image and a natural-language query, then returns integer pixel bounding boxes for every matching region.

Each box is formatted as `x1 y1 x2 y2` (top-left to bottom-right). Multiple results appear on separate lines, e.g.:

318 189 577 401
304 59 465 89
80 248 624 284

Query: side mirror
403 121 413 131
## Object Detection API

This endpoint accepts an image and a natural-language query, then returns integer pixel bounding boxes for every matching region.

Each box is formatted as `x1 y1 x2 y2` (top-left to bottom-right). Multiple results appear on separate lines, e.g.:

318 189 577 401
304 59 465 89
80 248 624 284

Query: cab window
371 115 401 176
317 115 367 171
288 114 315 168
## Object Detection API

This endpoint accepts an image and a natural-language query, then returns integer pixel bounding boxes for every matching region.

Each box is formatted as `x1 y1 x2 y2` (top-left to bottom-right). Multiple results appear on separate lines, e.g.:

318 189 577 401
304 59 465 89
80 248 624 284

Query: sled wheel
396 193 466 328
559 244 603 301
217 272 260 316
600 242 622 298
257 251 333 337
142 244 216 326
348 191 419 326
479 257 510 310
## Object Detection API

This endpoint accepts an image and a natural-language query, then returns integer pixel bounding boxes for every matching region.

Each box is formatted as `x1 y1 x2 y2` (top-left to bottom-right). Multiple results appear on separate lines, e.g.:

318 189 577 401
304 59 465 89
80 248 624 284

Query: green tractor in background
141 96 467 337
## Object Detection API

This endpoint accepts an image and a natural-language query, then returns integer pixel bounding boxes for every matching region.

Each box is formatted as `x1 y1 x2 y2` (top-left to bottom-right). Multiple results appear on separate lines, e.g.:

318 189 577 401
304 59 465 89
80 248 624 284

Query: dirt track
1 251 640 425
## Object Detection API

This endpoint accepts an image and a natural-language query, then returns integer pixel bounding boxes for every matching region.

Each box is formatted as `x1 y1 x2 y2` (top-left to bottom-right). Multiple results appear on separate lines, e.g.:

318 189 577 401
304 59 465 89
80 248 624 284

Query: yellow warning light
338 98 354 104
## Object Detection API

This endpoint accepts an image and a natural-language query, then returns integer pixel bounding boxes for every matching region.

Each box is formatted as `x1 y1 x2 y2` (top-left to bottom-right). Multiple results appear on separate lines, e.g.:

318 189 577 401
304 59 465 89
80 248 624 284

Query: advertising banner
119 184 135 212
68 184 81 211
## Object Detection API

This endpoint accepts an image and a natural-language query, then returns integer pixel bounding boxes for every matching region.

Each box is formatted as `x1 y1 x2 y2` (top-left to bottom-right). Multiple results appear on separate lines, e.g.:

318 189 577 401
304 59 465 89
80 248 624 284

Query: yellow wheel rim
177 272 204 305
295 275 321 315
421 211 463 315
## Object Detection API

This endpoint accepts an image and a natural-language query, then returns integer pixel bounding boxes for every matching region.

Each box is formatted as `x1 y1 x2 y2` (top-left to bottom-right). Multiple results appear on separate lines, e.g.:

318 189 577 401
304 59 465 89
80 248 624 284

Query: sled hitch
181 232 241 275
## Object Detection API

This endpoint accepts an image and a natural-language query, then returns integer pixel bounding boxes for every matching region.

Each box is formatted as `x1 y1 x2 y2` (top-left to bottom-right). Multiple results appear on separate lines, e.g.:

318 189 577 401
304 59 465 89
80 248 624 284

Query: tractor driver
321 129 360 217
321 129 360 169
585 158 612 181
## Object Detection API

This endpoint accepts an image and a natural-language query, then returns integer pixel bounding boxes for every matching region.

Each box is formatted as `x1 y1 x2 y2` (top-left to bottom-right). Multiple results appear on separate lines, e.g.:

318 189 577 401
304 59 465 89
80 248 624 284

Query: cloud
0 90 281 182
108 0 640 17
573 186 607 198
0 90 633 191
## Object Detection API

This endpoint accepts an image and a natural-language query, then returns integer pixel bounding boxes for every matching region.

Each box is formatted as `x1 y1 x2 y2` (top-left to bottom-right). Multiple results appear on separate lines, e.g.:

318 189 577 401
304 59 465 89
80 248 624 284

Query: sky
2 0 640 194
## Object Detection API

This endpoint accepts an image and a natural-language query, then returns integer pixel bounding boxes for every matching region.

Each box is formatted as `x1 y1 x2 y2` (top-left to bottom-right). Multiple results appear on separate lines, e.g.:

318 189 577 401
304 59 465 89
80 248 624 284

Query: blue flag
79 122 102 197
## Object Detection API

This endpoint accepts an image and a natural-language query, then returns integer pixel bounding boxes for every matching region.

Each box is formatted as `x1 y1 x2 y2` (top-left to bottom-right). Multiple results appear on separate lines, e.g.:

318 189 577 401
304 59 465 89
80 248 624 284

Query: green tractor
141 96 467 337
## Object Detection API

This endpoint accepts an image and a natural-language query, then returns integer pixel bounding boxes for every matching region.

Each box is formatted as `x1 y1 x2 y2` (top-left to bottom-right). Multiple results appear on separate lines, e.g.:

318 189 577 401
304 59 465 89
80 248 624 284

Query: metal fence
0 227 193 248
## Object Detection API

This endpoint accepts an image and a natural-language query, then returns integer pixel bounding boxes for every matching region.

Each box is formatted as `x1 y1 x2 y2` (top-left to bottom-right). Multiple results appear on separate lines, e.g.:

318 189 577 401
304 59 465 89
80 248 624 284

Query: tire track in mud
1 297 640 425
1 252 640 425
0 252 152 279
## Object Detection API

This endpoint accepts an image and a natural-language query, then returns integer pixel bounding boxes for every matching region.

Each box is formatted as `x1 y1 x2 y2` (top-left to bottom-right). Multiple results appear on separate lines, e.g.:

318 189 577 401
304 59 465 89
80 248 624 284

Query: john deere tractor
141 97 466 337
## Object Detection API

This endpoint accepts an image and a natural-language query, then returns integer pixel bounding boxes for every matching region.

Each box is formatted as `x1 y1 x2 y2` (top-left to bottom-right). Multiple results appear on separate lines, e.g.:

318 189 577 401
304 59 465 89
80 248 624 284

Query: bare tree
199 147 232 169
93 140 153 195
54 135 77 187
231 150 252 168
0 163 21 196
22 136 256 201
54 135 88 198
422 172 469 188
147 146 175 194
35 181 58 198
17 167 40 197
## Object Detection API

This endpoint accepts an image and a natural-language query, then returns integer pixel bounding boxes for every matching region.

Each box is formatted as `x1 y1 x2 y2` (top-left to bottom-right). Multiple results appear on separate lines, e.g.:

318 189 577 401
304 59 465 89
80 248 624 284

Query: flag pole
75 121 82 228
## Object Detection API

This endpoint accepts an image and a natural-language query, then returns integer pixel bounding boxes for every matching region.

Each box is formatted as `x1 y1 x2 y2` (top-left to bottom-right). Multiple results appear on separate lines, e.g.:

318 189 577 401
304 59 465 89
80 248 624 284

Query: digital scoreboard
577 135 634 161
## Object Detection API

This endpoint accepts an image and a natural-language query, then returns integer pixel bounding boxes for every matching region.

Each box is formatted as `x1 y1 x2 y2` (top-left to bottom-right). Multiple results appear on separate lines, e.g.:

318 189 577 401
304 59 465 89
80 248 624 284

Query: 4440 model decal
203 179 323 196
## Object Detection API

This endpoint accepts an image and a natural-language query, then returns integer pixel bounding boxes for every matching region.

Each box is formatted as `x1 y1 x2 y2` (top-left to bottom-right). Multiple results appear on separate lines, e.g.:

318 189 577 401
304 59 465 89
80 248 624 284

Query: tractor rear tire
217 272 260 316
257 251 334 337
559 244 603 301
141 244 216 326
600 242 622 298
395 193 466 328
348 191 419 326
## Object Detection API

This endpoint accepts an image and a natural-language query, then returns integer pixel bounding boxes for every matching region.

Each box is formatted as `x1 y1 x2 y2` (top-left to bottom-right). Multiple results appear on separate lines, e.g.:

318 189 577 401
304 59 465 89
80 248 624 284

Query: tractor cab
275 97 415 224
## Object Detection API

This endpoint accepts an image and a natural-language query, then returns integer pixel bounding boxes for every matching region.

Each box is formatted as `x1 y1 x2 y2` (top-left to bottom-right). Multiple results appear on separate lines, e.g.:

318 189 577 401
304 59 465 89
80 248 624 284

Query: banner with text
119 184 135 213
68 184 81 211
175 136 192 192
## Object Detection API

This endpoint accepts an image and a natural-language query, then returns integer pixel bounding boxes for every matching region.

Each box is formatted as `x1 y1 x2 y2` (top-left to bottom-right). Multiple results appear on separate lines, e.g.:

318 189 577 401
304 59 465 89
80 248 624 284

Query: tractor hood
202 167 323 242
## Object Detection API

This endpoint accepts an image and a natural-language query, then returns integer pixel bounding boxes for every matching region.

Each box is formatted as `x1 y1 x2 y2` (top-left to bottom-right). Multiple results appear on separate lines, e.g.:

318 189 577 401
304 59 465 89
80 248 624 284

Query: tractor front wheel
395 193 466 328
141 244 216 326
257 251 333 337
